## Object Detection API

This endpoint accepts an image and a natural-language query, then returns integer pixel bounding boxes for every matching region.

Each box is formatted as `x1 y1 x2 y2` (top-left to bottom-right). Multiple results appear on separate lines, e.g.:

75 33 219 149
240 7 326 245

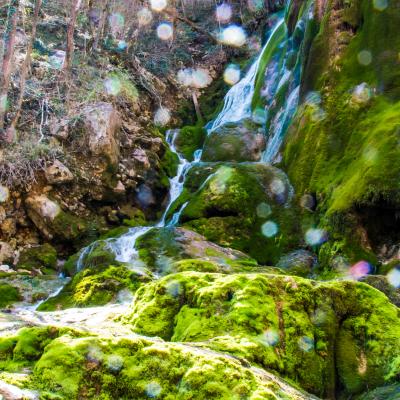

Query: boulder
44 160 74 184
82 102 121 168
17 244 58 273
277 249 317 277
202 119 266 162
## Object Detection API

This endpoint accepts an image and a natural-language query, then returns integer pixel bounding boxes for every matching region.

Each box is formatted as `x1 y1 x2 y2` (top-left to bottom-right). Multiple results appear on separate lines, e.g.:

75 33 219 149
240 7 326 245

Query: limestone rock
45 160 74 184
82 102 121 167
0 241 14 264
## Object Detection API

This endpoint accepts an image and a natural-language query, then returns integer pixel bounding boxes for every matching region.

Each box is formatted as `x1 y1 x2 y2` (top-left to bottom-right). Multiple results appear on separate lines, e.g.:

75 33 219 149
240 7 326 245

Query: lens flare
373 0 388 10
357 50 372 66
138 7 153 26
157 22 173 40
166 280 182 297
269 178 286 196
150 0 167 12
191 68 212 88
256 202 272 218
219 25 247 47
248 0 264 11
351 82 372 105
387 267 400 288
223 64 241 85
261 221 278 238
145 382 162 398
106 354 124 372
177 68 193 86
154 107 171 126
104 76 122 96
305 228 328 246
298 336 314 352
215 3 232 23
259 329 279 346
349 260 372 280
252 107 266 125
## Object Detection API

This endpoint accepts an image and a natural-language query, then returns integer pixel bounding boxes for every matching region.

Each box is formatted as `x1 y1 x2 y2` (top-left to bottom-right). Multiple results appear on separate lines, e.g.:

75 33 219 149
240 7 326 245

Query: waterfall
208 18 286 133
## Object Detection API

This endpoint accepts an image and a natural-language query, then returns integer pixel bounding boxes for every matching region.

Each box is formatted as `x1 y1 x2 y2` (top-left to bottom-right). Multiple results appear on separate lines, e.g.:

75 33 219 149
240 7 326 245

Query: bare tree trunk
63 0 82 108
64 0 82 78
92 0 111 52
0 0 19 137
10 0 42 131
192 91 203 122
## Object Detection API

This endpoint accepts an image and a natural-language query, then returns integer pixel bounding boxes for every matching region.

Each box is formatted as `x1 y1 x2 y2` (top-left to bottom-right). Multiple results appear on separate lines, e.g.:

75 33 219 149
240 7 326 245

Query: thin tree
10 0 42 132
64 0 82 85
0 0 19 140
92 0 111 52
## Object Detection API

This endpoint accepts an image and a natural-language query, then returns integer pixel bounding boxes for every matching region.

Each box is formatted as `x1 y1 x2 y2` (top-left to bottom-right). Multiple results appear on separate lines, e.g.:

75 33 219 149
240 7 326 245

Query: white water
208 18 285 133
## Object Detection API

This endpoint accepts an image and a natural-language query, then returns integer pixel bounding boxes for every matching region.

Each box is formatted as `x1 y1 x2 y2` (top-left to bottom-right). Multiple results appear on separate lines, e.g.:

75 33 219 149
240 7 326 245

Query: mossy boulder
174 124 207 161
17 244 57 273
172 163 308 264
0 327 315 399
202 119 266 162
128 271 400 398
38 264 151 311
0 282 21 308
136 227 258 275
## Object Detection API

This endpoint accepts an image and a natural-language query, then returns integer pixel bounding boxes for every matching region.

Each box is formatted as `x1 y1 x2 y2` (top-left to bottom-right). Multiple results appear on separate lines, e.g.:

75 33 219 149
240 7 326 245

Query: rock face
45 160 74 185
0 241 14 264
202 119 266 162
82 102 121 168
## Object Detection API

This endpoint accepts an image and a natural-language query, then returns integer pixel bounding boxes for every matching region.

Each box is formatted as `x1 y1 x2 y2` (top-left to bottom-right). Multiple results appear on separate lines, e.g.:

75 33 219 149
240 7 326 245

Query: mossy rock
172 163 307 264
0 327 315 399
174 124 207 161
128 272 400 398
17 244 57 273
0 282 21 308
38 264 151 311
136 227 257 275
202 119 266 162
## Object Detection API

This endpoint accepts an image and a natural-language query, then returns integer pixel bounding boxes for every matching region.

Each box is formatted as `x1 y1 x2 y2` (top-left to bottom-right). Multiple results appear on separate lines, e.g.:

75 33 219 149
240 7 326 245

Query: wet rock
82 102 121 168
136 227 256 274
132 148 151 170
0 380 38 400
202 119 266 162
17 244 58 273
45 160 74 184
277 249 317 277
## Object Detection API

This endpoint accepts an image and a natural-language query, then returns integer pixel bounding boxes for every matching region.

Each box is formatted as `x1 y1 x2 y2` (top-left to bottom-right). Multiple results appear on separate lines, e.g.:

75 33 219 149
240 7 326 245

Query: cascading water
64 1 315 280
208 18 286 133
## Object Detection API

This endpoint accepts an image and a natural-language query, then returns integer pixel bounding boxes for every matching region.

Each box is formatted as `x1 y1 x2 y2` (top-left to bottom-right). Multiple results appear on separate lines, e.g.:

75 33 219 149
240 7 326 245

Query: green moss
0 282 21 308
17 244 57 273
175 124 206 161
128 272 400 398
175 163 304 264
38 264 150 311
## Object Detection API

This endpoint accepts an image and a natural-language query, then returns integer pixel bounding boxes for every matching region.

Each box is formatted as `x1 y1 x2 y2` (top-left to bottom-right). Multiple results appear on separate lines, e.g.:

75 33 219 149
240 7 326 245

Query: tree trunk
0 0 19 135
10 0 42 131
64 0 82 77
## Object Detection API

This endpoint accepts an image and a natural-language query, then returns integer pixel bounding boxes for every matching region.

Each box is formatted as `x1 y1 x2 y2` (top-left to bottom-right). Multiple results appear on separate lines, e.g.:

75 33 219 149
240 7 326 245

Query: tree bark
0 0 19 135
10 0 42 131
64 0 82 77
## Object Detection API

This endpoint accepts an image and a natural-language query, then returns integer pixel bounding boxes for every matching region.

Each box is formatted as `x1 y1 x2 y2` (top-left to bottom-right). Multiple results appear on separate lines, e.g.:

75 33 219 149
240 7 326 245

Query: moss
0 282 21 308
38 264 150 311
174 124 206 161
25 333 310 399
17 244 57 273
174 163 304 264
128 272 400 398
160 142 179 178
